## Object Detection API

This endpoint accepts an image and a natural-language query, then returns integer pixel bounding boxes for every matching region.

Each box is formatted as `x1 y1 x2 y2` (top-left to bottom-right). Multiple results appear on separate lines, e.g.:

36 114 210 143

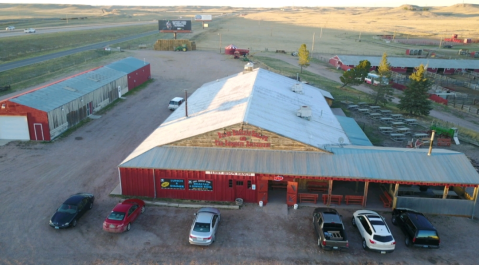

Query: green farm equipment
430 124 455 138
174 44 187 52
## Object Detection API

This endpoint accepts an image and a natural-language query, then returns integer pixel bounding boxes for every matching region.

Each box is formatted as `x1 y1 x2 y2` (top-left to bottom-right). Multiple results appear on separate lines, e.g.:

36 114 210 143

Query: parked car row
49 193 221 246
313 208 440 254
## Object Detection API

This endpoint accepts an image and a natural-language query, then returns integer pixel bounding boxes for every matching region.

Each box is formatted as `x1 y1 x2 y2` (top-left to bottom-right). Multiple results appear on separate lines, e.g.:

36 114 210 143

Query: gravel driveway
1 50 479 264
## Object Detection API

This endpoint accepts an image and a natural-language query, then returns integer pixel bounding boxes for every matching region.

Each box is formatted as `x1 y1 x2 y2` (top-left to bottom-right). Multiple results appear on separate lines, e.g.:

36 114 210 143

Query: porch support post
442 185 449 199
327 180 333 206
392 183 399 209
362 181 369 207
472 185 479 220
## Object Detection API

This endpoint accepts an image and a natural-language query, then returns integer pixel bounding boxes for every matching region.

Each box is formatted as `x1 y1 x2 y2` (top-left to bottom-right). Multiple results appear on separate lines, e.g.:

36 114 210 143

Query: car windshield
193 222 210 232
58 204 77 214
169 101 177 105
373 234 394 242
108 211 126 221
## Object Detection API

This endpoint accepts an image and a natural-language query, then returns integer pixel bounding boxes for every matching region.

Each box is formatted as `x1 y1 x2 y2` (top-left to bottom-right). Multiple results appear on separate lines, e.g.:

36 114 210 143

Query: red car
103 199 145 233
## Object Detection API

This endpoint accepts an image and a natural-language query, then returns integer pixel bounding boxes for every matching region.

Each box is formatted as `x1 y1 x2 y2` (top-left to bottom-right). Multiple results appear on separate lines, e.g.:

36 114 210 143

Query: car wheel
72 219 77 227
89 202 93 209
352 217 356 227
362 239 368 250
405 237 411 247
141 206 145 214
126 223 131 231
392 216 397 225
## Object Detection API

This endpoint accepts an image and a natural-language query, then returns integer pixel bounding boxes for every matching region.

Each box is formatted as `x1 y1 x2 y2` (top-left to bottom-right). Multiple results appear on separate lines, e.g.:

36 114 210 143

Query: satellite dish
338 137 344 145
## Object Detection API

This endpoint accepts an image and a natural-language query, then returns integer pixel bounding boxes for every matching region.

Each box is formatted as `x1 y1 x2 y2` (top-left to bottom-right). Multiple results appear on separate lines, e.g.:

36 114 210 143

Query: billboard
159 20 192 32
194 15 212 21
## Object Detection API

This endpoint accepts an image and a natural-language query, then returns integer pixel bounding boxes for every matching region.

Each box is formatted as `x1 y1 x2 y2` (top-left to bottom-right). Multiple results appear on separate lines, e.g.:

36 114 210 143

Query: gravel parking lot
1 50 479 265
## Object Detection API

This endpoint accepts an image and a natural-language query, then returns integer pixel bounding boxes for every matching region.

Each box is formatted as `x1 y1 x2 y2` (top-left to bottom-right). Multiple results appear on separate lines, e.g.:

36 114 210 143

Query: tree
371 52 394 106
339 60 371 88
398 64 433 116
298 44 310 73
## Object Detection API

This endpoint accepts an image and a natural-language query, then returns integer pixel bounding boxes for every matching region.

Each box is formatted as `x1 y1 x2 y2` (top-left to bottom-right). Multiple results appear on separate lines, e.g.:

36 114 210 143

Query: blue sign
160 179 185 190
188 180 213 191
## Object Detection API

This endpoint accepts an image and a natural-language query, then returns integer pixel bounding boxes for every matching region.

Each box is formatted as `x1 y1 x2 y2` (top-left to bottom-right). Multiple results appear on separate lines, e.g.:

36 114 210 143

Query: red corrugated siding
153 170 257 202
120 168 154 197
128 65 151 91
0 100 49 140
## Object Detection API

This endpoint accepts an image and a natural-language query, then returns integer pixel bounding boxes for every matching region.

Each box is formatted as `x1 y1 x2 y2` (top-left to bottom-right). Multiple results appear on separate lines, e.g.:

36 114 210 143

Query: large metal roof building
118 67 479 216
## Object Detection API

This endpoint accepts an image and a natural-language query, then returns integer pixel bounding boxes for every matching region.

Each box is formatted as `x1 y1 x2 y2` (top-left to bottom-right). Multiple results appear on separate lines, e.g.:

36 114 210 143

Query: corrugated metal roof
10 67 125 112
122 68 347 163
119 145 479 185
335 115 372 146
105 57 149 74
338 55 479 69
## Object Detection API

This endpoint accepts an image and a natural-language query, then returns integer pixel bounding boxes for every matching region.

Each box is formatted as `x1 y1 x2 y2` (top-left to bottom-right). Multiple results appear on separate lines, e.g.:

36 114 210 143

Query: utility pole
311 32 315 58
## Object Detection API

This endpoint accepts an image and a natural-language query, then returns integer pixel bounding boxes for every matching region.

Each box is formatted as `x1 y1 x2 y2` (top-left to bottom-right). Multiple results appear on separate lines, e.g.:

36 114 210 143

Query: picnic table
430 189 459 198
390 114 403 120
369 106 381 113
380 117 393 124
404 119 418 126
398 186 420 196
358 108 370 114
391 122 405 128
413 133 428 138
369 113 382 120
340 100 353 105
390 133 406 142
379 110 392 116
347 104 359 110
379 127 393 135
395 127 411 135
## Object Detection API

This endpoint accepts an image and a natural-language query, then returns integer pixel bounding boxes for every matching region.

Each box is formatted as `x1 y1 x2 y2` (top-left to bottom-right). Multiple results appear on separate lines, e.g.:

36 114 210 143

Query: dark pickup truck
313 208 349 251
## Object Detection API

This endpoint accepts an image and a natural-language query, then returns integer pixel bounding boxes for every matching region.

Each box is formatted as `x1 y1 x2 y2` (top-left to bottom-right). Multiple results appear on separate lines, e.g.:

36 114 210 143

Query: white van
168 97 185 110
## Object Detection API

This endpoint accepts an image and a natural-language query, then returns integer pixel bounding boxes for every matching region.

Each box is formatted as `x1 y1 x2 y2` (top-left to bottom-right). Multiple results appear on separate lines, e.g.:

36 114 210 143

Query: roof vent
244 62 254 72
296 106 312 120
63 86 77 92
291 83 303 94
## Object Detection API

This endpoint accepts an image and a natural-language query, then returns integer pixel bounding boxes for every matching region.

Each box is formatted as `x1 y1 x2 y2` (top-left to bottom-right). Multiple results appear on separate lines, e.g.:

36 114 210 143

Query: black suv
391 208 440 249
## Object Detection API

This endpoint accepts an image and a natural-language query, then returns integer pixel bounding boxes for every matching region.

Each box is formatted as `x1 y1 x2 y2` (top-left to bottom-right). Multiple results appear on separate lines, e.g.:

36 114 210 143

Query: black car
49 193 95 229
391 208 440 248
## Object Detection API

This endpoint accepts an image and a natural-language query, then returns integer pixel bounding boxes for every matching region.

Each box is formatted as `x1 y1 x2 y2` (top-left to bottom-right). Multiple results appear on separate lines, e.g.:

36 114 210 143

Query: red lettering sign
273 176 284 181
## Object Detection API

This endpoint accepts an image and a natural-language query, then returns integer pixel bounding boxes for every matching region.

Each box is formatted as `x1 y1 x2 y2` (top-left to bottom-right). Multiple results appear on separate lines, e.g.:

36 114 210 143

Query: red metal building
0 57 150 141
117 67 479 216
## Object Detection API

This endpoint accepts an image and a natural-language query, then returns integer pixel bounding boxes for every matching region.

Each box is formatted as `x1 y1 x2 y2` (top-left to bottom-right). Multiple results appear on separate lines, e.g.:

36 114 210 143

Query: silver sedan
188 207 221 246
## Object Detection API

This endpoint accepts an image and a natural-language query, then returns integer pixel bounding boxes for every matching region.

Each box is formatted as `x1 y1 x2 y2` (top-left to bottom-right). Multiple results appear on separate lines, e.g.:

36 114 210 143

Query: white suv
352 210 395 254
24 28 36 33
6 26 15 31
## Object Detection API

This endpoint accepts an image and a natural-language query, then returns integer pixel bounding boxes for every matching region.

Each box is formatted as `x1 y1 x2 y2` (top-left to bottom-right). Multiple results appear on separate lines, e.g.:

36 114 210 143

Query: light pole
218 33 222 53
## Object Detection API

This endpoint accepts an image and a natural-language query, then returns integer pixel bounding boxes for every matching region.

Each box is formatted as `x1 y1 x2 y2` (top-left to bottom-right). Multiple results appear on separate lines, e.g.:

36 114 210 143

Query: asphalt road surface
0 30 158 73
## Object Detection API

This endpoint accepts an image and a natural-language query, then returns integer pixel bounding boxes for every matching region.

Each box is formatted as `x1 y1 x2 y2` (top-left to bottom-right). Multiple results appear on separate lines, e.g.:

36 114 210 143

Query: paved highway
0 21 157 38
0 30 158 73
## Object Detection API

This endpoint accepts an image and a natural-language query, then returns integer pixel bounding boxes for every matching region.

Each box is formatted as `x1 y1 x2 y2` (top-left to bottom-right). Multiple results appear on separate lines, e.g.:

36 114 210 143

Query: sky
2 0 476 8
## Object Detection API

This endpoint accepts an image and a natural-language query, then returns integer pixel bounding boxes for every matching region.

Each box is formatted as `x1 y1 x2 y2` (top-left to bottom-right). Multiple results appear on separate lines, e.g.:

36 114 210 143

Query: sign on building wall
206 171 255 176
215 129 271 148
188 180 213 191
160 179 185 189
158 20 192 32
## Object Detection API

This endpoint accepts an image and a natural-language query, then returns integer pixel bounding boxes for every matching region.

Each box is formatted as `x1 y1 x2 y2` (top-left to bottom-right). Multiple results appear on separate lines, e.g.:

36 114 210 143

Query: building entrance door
235 180 246 200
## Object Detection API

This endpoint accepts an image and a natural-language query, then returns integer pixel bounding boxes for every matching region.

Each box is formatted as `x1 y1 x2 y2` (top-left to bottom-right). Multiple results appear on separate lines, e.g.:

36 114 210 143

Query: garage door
0 116 30 140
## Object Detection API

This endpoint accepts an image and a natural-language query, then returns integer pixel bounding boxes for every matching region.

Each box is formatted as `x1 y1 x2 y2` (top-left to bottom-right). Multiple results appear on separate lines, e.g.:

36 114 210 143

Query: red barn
0 57 150 141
